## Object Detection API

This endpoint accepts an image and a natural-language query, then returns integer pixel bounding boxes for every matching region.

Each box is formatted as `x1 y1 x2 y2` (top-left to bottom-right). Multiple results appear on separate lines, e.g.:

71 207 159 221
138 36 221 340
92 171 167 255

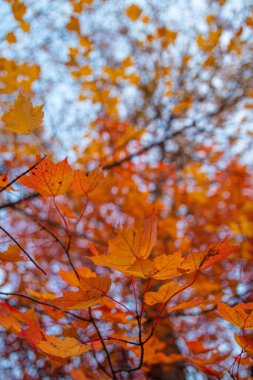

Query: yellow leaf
144 281 183 305
5 31 16 43
125 4 142 21
38 336 89 358
90 211 157 272
3 92 43 135
27 290 55 301
124 252 184 280
80 65 93 76
79 35 92 50
142 15 150 24
54 276 111 309
217 301 253 329
67 16 80 34
182 239 236 272
206 15 215 25
59 267 96 287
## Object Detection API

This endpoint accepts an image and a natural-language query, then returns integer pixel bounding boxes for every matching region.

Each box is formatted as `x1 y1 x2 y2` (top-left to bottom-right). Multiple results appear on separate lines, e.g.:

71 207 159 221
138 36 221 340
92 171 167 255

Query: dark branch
0 155 46 194
0 225 47 275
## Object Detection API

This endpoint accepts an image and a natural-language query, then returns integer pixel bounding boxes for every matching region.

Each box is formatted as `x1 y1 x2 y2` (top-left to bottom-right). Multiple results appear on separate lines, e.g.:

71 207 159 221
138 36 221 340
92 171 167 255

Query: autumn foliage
0 0 253 379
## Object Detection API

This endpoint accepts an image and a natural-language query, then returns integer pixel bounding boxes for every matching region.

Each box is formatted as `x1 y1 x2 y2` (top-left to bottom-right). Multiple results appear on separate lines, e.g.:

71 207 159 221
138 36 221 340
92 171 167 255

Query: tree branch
0 225 46 275
0 155 46 194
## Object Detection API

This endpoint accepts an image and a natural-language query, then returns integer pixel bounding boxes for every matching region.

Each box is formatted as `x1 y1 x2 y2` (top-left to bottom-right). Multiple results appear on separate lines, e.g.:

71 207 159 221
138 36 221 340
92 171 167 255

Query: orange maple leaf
90 211 157 272
217 301 253 329
0 245 26 262
234 333 253 358
38 335 89 358
144 281 183 305
71 166 104 195
19 157 74 197
182 238 237 272
54 275 111 309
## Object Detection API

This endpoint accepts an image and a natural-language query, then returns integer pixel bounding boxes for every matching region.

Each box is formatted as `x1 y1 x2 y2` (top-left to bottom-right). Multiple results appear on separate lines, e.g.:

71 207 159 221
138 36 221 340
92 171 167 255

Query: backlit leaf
38 336 89 358
54 275 111 309
234 333 253 358
0 245 26 262
90 211 157 272
71 166 104 195
144 281 183 305
19 157 74 197
217 301 253 329
3 92 43 134
182 239 236 272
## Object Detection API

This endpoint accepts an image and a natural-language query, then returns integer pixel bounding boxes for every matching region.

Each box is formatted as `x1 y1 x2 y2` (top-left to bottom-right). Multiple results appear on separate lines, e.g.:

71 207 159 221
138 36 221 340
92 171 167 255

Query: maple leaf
54 275 111 309
3 92 43 134
1 307 45 348
217 301 253 329
167 298 204 312
150 252 185 280
71 166 104 195
38 335 89 358
234 333 253 358
1 1 253 377
124 252 184 280
59 267 96 287
27 290 55 301
0 304 22 334
144 281 183 305
185 339 214 354
19 157 74 197
0 245 26 262
182 238 236 272
90 211 157 272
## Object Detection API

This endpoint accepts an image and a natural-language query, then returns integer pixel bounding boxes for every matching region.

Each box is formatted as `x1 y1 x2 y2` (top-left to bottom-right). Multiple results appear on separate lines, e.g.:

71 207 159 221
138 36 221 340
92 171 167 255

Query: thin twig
0 225 46 275
0 291 90 322
0 155 47 194
40 223 80 281
0 193 39 210
89 307 117 379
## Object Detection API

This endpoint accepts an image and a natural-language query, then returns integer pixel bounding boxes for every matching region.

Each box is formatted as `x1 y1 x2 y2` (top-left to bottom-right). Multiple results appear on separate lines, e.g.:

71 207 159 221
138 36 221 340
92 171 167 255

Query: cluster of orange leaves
1 0 253 377
0 93 249 376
